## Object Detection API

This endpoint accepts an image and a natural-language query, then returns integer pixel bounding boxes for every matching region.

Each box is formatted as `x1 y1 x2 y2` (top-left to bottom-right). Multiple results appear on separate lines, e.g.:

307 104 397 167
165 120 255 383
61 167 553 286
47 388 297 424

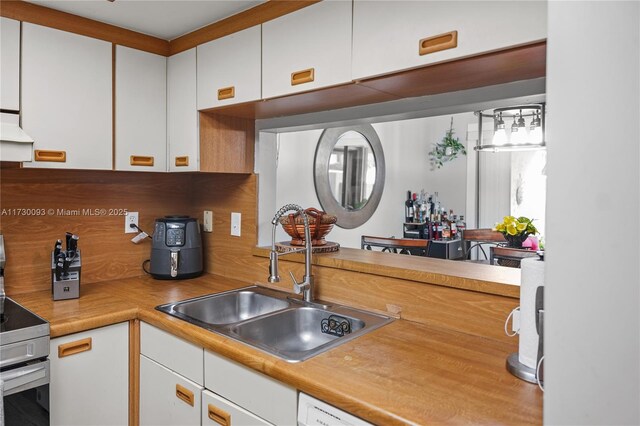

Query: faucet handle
289 271 305 294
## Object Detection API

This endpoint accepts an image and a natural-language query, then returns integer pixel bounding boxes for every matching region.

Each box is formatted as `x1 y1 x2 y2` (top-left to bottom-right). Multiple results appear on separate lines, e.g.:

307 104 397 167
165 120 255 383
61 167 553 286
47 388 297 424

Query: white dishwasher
298 393 373 426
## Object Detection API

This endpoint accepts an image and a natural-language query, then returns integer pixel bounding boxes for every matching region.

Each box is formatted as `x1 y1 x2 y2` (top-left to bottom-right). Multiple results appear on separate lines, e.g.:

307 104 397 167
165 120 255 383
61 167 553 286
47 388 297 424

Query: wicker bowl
279 207 337 246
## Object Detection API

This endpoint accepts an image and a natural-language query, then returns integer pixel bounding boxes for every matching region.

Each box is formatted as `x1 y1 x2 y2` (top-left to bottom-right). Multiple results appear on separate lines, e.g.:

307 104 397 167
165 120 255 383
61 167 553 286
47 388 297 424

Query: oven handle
1 360 49 396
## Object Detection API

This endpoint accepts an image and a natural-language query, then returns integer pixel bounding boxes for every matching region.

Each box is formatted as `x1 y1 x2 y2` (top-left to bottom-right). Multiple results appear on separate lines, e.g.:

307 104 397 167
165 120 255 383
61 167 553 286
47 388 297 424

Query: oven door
2 359 50 426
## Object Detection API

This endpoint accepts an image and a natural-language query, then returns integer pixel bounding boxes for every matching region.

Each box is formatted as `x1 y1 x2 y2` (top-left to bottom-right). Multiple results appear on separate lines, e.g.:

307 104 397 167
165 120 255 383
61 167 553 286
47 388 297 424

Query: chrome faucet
268 204 314 302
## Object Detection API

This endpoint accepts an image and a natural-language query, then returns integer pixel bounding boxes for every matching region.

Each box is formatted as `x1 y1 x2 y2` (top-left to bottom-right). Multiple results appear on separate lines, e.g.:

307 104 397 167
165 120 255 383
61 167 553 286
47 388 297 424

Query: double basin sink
156 286 393 362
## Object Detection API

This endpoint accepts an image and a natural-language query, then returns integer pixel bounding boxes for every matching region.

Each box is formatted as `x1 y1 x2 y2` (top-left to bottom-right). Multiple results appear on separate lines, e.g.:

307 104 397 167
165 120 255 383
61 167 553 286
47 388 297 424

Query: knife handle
55 262 63 281
65 232 73 251
54 240 62 258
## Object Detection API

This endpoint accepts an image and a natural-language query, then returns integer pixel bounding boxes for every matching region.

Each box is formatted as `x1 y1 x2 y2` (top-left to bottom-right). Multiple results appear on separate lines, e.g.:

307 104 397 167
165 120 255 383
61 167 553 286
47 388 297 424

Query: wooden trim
112 43 116 171
169 0 321 55
58 337 92 358
0 0 169 56
129 156 154 167
291 67 315 86
129 319 140 426
34 150 66 162
175 156 189 167
175 384 195 407
217 86 235 101
419 30 458 56
207 403 231 426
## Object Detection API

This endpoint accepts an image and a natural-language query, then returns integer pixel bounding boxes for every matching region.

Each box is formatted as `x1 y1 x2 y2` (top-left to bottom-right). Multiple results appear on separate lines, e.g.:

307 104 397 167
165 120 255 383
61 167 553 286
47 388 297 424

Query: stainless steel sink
156 286 392 362
157 287 291 326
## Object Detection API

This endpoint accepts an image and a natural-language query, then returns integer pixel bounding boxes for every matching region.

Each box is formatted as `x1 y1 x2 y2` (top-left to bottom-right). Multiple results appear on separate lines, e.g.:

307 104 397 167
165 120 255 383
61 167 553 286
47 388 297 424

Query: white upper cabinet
168 48 198 172
197 26 261 109
22 23 112 169
115 45 167 172
262 1 352 99
352 0 548 80
1 18 20 111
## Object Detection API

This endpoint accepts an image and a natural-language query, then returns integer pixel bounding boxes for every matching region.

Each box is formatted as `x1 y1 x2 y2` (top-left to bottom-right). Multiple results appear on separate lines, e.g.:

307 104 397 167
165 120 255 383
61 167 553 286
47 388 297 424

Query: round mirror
314 125 385 229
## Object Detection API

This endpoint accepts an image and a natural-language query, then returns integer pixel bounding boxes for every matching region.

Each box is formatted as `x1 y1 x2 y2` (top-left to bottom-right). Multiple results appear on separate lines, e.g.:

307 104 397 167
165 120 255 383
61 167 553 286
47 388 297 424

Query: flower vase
504 234 528 249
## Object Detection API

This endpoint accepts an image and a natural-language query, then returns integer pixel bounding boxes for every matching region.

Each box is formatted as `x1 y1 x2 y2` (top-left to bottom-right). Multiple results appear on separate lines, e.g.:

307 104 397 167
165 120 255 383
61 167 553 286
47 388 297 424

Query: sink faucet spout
268 204 314 302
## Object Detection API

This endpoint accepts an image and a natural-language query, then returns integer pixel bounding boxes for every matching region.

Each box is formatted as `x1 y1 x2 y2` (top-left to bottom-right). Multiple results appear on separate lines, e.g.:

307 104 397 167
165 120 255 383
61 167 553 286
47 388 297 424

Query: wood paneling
199 113 255 173
169 0 321 55
205 42 546 120
0 168 193 294
0 0 169 56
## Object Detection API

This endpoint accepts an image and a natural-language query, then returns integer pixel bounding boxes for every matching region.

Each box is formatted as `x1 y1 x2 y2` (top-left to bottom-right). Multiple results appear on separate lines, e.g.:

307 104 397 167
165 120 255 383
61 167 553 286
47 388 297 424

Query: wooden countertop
253 246 521 298
12 274 541 425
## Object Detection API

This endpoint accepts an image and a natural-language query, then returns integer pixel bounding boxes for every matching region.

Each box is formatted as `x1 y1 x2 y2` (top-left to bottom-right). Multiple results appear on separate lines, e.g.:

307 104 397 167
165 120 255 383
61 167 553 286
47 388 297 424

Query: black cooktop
0 297 49 345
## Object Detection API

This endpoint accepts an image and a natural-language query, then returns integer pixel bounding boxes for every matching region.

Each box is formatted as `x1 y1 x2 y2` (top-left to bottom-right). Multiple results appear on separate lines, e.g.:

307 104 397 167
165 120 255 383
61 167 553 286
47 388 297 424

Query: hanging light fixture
474 104 545 152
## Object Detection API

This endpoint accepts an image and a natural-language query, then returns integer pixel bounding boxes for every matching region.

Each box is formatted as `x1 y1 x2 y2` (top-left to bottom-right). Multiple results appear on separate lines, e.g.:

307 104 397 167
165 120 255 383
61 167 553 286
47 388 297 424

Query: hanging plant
429 117 467 169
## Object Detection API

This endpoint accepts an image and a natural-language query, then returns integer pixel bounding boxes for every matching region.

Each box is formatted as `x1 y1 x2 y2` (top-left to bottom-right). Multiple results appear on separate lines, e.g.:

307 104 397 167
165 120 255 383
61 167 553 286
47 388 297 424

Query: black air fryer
150 216 203 280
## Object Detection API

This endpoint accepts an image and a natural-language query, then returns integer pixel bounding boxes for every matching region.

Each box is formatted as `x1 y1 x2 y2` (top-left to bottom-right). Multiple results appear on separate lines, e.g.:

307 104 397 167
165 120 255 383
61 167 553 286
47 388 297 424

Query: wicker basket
279 207 337 246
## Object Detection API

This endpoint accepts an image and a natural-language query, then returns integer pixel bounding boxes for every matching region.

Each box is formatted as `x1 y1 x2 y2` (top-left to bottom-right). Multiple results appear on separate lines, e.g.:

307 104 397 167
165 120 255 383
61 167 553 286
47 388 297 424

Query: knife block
51 250 81 301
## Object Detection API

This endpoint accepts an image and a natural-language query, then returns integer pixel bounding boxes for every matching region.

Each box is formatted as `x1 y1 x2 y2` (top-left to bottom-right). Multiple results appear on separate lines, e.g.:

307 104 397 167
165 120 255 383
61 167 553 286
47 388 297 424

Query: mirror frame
314 124 385 229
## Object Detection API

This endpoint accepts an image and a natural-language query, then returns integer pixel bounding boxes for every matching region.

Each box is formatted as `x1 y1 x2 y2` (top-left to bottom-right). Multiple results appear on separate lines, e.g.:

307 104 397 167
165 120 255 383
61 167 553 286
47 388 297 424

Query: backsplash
0 168 198 294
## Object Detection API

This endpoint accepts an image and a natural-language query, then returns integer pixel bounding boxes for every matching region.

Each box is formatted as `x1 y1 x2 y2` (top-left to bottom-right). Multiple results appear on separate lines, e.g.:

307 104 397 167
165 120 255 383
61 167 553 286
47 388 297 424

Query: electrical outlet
231 212 241 237
203 210 213 232
125 212 138 233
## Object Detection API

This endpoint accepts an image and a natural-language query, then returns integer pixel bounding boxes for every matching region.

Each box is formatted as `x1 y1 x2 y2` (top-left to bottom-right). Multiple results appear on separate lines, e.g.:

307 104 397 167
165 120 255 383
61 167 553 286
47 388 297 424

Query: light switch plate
231 212 241 237
203 210 213 232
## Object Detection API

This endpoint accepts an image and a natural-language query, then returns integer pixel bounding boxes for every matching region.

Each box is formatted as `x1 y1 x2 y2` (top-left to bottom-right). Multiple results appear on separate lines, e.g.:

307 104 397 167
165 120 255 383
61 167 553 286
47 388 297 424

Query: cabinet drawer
141 322 203 385
261 0 352 99
202 389 272 426
204 350 296 425
140 355 203 426
197 26 261 109
352 0 547 80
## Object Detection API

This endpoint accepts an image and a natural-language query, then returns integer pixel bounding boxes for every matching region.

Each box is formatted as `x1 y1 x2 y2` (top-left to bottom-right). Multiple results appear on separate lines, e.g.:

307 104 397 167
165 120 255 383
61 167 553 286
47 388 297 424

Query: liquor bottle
405 191 414 222
450 214 458 238
412 193 419 222
457 215 466 235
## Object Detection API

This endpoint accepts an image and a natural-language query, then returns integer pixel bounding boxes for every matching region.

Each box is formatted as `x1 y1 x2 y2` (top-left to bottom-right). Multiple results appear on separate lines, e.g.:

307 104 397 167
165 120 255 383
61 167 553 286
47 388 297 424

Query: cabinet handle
217 86 235 100
58 337 92 358
130 155 154 167
34 150 66 162
175 156 189 167
207 403 231 426
419 30 458 56
175 384 194 407
291 68 315 86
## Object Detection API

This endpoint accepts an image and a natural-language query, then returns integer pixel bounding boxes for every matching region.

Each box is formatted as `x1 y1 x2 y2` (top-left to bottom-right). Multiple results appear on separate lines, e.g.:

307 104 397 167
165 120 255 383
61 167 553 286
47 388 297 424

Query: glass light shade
511 127 528 145
529 125 543 144
492 128 508 146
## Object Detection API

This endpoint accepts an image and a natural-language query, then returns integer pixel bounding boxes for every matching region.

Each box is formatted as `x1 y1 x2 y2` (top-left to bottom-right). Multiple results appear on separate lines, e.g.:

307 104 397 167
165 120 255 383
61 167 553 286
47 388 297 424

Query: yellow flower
503 216 516 225
506 224 518 236
495 223 505 232
516 222 527 232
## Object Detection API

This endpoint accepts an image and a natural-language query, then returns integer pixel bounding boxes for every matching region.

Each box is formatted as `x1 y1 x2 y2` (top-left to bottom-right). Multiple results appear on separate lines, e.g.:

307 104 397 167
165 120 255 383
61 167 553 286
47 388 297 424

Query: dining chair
361 235 429 256
460 229 506 261
490 246 540 268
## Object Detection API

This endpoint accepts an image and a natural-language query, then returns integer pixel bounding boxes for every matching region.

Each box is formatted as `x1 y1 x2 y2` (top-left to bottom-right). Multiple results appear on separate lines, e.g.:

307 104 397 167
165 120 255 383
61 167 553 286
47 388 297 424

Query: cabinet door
1 17 20 111
204 350 297 425
22 23 112 170
115 45 167 171
352 0 547 80
262 1 352 99
168 48 198 172
50 322 128 426
140 355 203 426
197 25 261 109
202 389 272 426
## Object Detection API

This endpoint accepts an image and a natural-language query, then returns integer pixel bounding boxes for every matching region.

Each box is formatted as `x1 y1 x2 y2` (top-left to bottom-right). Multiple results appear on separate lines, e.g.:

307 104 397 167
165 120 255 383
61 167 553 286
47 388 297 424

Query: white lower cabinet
49 322 129 426
204 350 297 425
140 355 203 425
202 389 272 426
